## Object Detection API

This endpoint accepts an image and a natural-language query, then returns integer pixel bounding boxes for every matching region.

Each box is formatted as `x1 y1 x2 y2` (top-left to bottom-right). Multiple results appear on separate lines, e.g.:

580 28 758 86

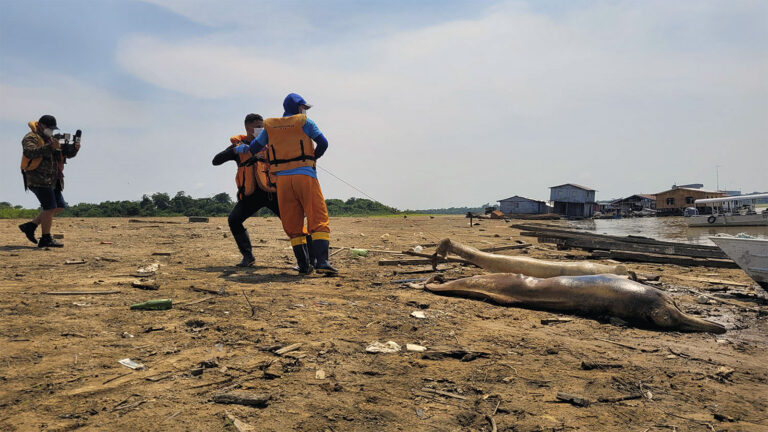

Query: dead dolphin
424 273 726 333
433 238 628 278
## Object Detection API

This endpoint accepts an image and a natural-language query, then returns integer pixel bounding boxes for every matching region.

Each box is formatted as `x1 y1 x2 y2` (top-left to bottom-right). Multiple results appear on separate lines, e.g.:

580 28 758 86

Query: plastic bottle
130 299 172 310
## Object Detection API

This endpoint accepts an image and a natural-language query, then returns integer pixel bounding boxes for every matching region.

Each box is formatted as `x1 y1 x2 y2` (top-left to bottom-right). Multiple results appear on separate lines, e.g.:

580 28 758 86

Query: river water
567 217 768 246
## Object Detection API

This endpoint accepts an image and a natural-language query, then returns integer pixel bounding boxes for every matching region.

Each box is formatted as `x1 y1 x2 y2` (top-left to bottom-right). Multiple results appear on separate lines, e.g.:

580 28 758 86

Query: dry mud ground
0 215 766 432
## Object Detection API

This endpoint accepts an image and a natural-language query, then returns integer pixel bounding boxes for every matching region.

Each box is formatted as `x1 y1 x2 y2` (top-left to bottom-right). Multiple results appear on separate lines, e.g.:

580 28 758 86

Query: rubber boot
292 244 314 275
19 222 38 244
311 239 338 275
38 234 63 248
292 235 316 272
233 229 255 267
306 234 317 268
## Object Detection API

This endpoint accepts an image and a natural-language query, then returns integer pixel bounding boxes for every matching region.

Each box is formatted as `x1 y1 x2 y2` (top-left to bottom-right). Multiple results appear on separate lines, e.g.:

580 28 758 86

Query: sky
1 0 766 210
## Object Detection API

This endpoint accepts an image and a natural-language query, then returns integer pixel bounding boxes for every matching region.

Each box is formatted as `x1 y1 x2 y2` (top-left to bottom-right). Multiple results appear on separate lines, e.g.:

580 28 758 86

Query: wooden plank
379 257 475 266
44 290 120 295
598 250 738 268
557 236 727 259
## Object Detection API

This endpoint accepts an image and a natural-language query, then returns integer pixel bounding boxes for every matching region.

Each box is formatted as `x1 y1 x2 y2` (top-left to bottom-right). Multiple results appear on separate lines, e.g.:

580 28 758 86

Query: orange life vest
230 135 276 200
20 121 46 172
263 114 316 173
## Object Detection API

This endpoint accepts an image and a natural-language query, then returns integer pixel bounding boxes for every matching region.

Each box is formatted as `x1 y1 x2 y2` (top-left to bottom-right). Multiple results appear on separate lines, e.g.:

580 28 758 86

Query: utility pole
715 165 721 191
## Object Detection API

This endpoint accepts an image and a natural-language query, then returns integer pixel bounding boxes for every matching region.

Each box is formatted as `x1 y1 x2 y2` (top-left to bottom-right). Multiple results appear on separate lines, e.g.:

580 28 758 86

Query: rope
316 165 443 242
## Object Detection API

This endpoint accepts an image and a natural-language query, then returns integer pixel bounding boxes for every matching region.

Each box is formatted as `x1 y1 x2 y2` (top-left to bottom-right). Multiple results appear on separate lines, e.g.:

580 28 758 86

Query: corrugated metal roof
549 183 595 191
498 195 545 204
654 187 723 195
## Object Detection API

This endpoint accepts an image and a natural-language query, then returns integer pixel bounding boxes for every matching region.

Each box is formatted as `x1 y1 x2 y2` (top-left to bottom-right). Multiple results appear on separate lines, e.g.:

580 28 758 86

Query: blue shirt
249 117 324 178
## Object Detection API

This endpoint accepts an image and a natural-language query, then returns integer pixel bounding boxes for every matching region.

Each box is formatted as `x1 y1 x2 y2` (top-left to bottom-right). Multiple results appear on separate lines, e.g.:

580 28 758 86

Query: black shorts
30 187 67 210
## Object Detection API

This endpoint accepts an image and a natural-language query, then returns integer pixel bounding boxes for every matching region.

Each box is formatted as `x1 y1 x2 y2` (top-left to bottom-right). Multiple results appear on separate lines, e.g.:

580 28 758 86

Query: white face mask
299 107 307 114
252 127 264 137
43 128 54 137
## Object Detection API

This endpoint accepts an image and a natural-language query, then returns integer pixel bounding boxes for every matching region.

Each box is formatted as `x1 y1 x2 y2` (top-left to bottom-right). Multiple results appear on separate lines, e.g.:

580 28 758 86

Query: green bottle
130 299 172 310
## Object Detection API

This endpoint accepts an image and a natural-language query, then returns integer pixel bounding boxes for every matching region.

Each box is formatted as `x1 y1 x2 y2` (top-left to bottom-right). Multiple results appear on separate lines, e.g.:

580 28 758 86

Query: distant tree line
2 193 487 218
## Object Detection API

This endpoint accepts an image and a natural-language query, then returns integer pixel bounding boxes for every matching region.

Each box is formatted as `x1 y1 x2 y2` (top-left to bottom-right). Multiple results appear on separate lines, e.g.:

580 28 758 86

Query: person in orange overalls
234 93 337 275
213 113 313 268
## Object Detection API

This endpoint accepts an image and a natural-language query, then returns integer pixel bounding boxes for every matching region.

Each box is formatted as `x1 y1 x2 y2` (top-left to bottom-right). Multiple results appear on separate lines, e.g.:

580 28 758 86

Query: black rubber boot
19 222 38 244
306 235 316 268
38 234 63 248
233 229 255 267
292 243 314 275
311 239 338 275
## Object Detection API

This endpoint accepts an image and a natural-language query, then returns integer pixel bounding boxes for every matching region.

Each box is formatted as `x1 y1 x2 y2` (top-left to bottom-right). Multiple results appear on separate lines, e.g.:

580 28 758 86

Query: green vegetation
0 202 38 219
1 192 487 218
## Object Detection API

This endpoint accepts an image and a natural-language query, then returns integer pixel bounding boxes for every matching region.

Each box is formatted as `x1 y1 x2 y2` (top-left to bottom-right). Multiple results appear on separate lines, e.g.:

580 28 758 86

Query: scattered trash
72 302 90 307
121 332 134 338
135 263 159 276
349 248 369 257
380 233 390 242
213 392 270 407
100 241 113 245
366 341 401 353
411 245 424 253
130 299 172 310
131 280 159 290
315 369 326 380
64 259 86 265
556 392 590 407
715 367 735 380
410 311 427 319
118 358 145 370
406 344 427 352
225 410 256 432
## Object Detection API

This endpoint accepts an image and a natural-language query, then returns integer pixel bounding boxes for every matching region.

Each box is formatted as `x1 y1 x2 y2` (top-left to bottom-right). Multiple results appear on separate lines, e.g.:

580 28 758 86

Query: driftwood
513 223 728 259
44 290 120 295
556 392 590 407
188 216 209 223
581 361 623 370
212 391 270 407
274 343 302 355
598 393 642 403
379 257 475 266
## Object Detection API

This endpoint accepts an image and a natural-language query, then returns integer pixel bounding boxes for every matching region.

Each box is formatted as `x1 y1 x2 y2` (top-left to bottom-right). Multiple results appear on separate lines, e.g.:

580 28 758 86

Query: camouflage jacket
21 122 79 190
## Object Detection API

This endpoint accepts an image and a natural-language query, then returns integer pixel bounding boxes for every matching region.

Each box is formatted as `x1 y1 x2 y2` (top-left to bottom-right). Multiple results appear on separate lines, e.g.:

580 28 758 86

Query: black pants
228 188 280 236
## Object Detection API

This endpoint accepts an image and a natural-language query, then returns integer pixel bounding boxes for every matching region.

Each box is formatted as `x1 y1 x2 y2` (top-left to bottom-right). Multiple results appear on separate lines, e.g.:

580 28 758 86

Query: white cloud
116 1 767 207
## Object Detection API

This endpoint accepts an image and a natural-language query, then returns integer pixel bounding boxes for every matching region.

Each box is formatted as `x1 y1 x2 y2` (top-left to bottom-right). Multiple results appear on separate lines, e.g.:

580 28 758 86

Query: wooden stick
44 290 120 295
595 338 658 353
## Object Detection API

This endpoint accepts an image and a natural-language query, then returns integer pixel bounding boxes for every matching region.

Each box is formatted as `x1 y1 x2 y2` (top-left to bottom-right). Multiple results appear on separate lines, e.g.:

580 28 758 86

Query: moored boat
710 236 768 289
687 193 768 227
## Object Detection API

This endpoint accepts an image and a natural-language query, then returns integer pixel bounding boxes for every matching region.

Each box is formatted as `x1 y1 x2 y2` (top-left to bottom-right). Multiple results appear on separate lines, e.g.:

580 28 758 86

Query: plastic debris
130 299 172 310
380 233 390 241
349 248 369 257
315 369 326 379
406 344 427 352
411 311 427 319
118 358 145 370
365 341 401 353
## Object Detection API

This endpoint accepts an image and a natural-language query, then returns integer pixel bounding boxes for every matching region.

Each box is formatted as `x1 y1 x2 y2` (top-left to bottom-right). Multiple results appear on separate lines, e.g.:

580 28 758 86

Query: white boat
687 193 768 227
710 236 768 289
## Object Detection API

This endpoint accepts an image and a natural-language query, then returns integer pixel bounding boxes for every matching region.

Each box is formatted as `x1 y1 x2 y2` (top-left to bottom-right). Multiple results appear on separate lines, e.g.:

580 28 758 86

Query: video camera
53 130 82 153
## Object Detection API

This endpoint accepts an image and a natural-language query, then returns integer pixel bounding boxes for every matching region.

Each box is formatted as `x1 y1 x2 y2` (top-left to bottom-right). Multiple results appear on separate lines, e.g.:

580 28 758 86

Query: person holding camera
18 115 80 248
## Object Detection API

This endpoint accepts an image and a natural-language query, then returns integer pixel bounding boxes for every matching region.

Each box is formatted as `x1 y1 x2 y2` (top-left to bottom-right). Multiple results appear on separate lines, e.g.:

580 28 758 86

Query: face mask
43 128 54 137
299 107 307 114
252 127 264 137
